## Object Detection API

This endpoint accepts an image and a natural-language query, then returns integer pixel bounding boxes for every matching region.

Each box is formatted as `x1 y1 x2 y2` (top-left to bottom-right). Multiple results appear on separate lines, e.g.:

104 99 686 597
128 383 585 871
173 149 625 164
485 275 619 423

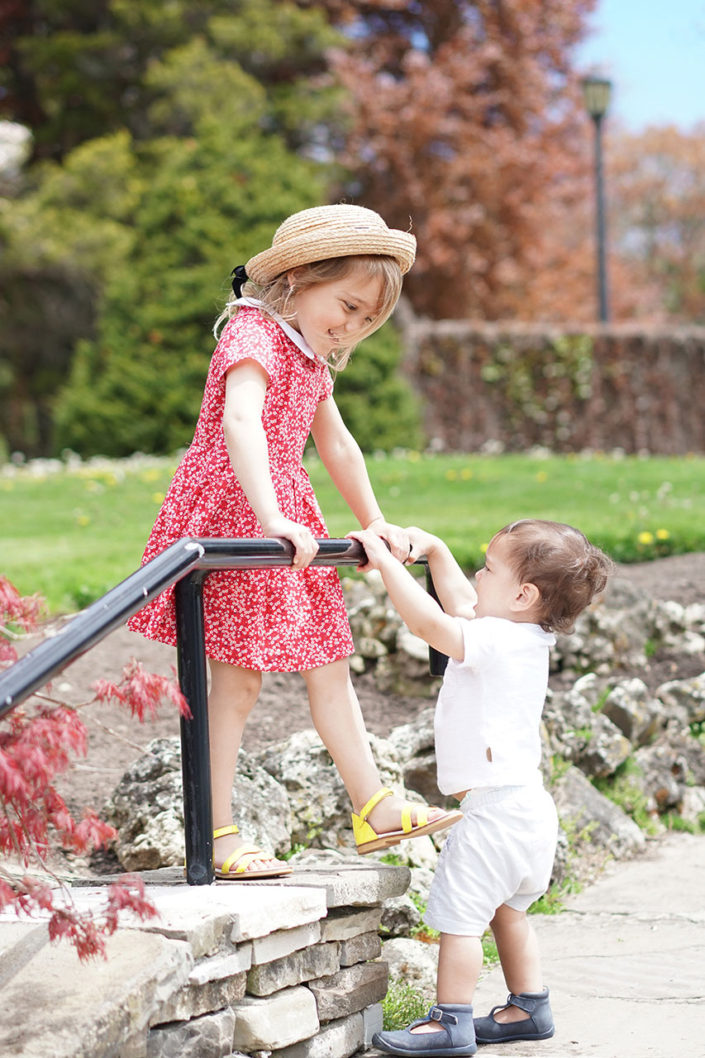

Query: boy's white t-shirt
434 616 556 794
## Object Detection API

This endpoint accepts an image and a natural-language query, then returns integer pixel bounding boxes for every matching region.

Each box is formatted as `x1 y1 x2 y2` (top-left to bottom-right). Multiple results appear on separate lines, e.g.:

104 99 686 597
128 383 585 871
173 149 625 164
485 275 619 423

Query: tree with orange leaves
309 0 598 320
606 123 705 324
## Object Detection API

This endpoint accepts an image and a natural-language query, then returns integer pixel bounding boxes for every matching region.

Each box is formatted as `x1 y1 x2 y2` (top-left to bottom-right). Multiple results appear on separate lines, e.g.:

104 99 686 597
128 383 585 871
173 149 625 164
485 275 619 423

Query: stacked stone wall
402 317 705 454
0 863 409 1058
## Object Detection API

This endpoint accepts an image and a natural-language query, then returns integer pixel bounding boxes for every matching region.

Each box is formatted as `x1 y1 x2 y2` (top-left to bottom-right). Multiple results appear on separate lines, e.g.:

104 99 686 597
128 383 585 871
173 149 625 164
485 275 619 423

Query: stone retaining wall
401 315 705 454
0 862 409 1058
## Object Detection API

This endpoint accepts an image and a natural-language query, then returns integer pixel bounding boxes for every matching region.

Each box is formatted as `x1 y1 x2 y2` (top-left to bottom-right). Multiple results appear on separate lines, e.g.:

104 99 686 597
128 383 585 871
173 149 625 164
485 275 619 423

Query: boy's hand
364 517 410 563
406 526 440 564
347 529 393 572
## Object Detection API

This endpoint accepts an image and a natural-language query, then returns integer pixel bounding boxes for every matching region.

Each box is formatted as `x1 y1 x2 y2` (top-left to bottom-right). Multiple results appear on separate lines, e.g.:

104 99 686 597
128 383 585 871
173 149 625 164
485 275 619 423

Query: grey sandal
372 1003 476 1056
473 988 554 1044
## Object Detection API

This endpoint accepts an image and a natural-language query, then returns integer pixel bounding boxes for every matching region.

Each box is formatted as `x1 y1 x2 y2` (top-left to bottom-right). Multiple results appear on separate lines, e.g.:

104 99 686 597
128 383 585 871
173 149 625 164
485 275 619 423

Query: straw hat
245 204 416 284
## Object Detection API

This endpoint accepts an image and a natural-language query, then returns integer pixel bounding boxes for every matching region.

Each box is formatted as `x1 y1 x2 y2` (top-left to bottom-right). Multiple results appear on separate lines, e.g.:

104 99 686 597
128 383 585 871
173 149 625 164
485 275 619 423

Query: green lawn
1 451 703 614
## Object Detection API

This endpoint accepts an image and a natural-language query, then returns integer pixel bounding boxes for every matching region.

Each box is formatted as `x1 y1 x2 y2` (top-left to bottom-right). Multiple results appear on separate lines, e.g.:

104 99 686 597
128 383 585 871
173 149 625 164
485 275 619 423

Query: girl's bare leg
489 904 544 1022
302 658 446 833
208 658 282 871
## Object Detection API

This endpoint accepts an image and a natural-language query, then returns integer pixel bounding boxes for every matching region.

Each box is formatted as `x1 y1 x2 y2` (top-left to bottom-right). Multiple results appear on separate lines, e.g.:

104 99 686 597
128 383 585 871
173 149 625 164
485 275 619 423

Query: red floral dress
128 307 354 670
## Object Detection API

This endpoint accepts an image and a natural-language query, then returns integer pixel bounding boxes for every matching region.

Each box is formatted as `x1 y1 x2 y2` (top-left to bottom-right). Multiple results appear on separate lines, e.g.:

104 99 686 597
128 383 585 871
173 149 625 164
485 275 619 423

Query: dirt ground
17 551 704 870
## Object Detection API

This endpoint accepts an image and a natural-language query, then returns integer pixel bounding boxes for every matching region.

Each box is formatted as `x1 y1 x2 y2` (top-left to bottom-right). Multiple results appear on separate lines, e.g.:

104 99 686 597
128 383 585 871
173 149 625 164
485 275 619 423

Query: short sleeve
215 309 282 384
456 617 498 669
320 365 334 402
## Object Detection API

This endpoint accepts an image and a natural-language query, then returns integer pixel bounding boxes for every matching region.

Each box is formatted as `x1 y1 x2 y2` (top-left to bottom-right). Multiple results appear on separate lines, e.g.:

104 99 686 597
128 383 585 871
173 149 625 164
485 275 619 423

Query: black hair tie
231 265 248 298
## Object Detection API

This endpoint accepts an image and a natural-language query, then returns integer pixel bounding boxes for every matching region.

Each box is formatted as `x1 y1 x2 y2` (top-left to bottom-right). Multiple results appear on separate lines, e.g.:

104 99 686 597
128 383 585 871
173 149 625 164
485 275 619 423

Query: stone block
153 971 246 1024
251 919 322 965
308 961 389 1022
247 941 340 996
259 863 409 907
363 1002 384 1045
274 1012 364 1058
338 930 381 967
318 906 381 942
147 1008 236 1058
111 883 326 951
189 945 252 985
232 985 319 1051
0 929 192 1058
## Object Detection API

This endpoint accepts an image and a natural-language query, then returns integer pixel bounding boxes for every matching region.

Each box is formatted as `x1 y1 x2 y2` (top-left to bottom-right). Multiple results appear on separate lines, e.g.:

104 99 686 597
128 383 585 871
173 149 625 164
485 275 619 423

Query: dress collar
233 297 323 364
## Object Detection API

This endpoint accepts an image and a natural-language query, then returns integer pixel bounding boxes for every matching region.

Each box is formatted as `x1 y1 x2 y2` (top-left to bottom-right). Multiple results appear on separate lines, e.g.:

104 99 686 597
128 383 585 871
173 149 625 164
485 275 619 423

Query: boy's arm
348 530 466 661
408 527 478 619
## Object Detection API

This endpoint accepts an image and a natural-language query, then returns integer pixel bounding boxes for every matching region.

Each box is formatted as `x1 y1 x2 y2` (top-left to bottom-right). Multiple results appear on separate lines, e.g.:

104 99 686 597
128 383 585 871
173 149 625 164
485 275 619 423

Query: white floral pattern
128 308 354 670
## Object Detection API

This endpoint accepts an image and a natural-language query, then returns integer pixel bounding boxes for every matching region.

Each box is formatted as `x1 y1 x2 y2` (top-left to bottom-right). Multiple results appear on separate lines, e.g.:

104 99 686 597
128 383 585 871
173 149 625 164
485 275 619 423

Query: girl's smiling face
288 266 384 360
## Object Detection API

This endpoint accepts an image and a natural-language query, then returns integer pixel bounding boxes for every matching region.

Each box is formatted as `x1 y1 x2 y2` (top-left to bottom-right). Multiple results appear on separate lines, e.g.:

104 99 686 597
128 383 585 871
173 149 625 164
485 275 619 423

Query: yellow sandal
213 824 293 880
351 787 463 855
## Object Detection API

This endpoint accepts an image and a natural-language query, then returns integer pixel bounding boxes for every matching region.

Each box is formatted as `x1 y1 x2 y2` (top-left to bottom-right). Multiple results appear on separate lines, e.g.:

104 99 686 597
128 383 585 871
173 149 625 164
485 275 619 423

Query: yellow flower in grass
535 470 548 483
460 468 473 480
152 491 165 504
637 531 654 546
75 513 91 527
445 469 458 481
655 528 670 541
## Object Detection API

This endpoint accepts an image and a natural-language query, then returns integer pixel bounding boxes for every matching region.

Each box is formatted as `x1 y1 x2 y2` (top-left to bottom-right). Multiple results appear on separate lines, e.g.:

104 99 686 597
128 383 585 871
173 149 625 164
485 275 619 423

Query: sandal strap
357 786 394 824
213 824 240 839
221 844 272 875
507 992 540 1014
401 803 429 833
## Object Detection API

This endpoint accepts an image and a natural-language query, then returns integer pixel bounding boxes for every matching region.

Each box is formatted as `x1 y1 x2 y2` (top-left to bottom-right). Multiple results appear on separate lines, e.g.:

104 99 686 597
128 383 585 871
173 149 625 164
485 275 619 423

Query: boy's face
473 534 526 621
289 266 384 359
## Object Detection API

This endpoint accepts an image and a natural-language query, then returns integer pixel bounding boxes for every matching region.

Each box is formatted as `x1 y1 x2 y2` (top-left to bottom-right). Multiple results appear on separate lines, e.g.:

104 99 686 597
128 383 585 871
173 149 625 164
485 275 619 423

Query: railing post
424 565 449 677
175 572 214 885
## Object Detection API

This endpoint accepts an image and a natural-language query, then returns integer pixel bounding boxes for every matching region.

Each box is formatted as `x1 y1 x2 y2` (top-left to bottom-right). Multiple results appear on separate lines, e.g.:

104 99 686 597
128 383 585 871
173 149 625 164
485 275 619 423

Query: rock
380 894 421 937
254 729 403 851
601 678 664 745
544 675 632 779
656 671 705 726
551 764 646 861
382 936 438 1000
104 738 292 869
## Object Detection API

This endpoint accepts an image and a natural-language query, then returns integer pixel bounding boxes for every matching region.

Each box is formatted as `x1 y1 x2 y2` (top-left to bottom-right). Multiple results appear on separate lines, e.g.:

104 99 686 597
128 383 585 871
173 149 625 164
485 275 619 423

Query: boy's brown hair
496 519 613 634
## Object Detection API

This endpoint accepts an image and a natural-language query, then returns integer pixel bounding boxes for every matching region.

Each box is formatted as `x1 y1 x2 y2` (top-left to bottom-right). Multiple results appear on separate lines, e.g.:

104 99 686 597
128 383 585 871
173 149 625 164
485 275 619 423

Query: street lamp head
581 75 612 121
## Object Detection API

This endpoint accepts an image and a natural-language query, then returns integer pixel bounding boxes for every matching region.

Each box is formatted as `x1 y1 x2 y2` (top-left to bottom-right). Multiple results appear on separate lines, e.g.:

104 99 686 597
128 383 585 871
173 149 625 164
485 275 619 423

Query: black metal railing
0 538 446 885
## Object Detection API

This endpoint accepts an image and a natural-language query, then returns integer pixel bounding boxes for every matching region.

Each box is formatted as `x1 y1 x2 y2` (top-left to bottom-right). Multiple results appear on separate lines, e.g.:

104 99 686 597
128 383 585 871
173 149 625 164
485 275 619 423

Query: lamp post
581 75 612 323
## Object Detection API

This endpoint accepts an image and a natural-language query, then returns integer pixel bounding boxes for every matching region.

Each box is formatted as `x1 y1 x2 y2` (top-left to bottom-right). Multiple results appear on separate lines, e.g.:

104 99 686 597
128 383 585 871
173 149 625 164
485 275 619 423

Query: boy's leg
303 659 447 832
410 933 483 1035
489 904 544 1023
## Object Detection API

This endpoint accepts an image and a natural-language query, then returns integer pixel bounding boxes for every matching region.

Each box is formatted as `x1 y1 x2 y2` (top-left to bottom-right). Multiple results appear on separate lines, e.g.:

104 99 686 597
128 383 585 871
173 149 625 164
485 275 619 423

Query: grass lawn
2 451 703 614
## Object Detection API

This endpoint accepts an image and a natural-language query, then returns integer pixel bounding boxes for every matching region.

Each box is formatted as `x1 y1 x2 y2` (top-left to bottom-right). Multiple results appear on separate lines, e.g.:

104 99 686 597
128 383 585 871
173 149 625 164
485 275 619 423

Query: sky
575 0 705 130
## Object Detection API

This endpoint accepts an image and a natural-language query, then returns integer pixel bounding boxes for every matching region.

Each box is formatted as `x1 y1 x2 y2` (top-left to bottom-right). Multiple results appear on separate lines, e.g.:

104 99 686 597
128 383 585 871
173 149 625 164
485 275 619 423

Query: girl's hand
262 516 319 570
364 517 410 564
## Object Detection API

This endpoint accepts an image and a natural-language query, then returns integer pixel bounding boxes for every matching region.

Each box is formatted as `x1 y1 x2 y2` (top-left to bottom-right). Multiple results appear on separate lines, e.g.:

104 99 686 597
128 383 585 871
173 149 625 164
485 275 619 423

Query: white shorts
425 785 558 937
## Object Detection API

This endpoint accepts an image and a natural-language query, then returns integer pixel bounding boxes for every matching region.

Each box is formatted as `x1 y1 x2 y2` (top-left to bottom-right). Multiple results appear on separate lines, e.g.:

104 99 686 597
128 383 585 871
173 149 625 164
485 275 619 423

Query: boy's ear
513 581 540 615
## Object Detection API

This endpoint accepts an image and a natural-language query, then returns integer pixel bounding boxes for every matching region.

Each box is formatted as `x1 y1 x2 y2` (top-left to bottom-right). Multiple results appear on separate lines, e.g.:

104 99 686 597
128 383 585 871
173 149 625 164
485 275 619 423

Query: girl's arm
223 361 319 567
347 530 466 660
407 527 478 619
311 395 409 561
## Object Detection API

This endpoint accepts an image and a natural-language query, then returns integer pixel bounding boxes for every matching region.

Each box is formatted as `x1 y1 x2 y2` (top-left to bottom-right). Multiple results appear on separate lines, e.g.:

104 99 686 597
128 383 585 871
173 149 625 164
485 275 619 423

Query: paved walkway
374 831 705 1058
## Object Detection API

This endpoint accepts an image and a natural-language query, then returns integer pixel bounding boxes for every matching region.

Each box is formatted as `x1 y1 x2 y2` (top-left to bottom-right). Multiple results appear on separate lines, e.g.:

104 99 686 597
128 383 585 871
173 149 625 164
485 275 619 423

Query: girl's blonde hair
214 254 402 370
495 519 613 634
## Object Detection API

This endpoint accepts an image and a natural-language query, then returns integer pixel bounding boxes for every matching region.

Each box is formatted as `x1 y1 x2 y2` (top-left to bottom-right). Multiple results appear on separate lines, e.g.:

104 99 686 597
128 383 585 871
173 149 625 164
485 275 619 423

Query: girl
129 204 462 879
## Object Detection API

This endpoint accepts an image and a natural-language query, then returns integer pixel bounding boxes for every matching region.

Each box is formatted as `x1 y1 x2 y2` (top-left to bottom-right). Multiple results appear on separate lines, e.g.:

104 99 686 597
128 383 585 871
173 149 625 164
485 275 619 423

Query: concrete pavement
373 831 705 1058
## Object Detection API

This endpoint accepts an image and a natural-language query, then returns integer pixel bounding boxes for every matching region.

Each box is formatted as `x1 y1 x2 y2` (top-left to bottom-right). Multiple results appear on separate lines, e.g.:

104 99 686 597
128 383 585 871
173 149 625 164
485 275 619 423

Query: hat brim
246 229 416 284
